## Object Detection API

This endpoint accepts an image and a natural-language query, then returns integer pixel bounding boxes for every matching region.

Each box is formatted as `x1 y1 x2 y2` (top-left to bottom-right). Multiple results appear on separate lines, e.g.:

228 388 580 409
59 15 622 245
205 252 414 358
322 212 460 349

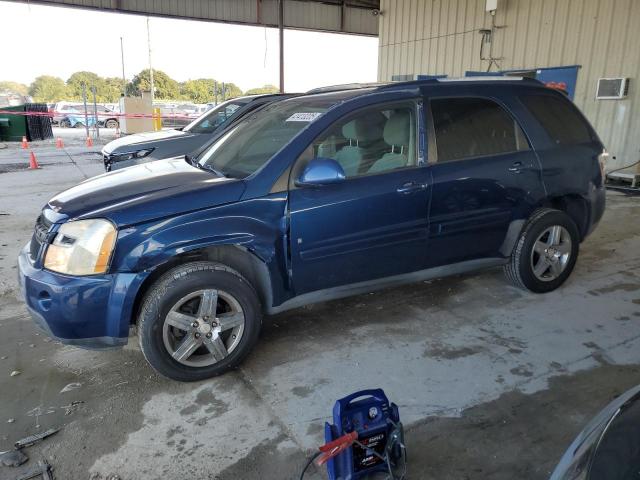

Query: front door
288 101 432 295
426 96 545 266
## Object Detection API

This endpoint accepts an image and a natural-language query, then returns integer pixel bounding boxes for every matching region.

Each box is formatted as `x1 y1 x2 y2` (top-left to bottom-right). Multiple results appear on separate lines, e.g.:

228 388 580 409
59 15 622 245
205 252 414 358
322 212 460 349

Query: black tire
105 119 119 129
59 118 71 128
504 208 580 293
137 261 262 381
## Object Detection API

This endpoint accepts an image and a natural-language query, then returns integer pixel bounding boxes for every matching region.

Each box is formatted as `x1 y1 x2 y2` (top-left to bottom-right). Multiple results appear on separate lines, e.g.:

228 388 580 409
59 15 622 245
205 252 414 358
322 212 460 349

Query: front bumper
18 244 147 349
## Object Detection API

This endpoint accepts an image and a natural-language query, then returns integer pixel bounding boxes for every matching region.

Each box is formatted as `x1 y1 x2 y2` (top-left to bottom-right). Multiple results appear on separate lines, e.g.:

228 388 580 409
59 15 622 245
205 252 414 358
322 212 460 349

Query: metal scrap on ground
14 460 54 480
14 428 60 449
0 449 28 467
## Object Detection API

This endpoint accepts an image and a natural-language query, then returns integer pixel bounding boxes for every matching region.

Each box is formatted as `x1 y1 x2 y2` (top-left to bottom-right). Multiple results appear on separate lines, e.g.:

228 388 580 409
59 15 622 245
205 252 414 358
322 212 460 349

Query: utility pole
278 0 284 93
91 85 99 139
120 36 126 96
81 83 90 139
147 17 155 102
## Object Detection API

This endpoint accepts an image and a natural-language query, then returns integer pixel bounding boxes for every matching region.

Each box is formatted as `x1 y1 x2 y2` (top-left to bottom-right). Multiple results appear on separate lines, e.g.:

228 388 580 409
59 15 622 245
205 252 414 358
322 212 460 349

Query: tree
181 79 216 103
29 76 70 102
223 82 243 99
103 77 125 102
0 81 29 96
67 71 105 100
245 84 280 95
130 69 180 100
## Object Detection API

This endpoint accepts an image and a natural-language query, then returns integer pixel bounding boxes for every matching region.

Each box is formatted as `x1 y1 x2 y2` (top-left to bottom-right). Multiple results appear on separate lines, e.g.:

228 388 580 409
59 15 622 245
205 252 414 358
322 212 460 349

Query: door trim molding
267 257 507 314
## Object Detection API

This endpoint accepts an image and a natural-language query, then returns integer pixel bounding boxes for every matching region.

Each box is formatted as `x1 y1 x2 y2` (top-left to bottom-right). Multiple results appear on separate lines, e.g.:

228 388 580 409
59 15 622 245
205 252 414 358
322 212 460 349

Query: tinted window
302 103 417 178
184 101 244 134
431 97 529 162
520 94 595 145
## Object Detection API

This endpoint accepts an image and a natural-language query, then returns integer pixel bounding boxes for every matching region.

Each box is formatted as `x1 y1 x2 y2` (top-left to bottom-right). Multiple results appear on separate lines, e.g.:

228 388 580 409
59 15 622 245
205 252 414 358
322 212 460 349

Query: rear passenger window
520 94 595 145
431 97 529 162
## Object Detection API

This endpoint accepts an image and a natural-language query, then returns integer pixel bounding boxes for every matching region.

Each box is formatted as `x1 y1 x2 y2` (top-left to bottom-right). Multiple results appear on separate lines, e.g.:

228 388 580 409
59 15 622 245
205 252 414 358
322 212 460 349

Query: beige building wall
378 0 640 170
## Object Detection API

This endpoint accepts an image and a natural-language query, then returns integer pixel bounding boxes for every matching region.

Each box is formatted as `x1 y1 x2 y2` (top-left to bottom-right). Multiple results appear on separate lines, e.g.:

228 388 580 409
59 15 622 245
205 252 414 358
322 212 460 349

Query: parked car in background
156 105 191 129
551 383 640 480
54 102 119 129
102 94 295 171
18 78 605 381
0 92 32 108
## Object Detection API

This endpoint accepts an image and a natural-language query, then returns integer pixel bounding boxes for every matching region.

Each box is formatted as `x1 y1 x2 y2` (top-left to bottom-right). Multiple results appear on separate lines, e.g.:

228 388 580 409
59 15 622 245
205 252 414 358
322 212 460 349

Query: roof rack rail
306 82 388 94
437 76 525 81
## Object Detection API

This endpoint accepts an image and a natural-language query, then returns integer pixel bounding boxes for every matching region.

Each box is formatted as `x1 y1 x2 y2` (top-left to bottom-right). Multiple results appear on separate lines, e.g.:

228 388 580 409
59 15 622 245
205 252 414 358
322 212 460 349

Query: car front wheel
504 208 580 293
138 261 262 381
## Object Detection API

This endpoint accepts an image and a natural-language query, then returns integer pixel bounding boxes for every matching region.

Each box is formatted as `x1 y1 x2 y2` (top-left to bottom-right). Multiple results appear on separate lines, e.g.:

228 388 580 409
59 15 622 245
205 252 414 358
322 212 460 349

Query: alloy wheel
162 289 245 367
530 225 572 282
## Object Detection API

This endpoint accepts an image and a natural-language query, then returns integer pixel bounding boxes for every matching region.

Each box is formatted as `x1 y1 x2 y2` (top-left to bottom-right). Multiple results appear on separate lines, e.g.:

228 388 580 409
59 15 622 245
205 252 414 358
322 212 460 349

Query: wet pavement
1 139 640 479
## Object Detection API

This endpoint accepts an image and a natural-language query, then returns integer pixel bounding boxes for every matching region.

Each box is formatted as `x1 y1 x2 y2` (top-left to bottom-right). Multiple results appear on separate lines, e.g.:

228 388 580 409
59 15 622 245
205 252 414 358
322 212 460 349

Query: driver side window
305 103 417 179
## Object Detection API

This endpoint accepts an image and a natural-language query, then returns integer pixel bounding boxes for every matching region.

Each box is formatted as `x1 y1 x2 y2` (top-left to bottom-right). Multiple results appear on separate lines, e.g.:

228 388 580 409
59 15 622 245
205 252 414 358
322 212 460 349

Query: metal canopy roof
9 0 380 36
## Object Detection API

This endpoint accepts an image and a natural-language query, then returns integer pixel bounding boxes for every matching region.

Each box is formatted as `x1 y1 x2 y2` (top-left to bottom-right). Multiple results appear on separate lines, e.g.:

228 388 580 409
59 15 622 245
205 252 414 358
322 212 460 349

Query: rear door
288 100 432 294
426 96 544 266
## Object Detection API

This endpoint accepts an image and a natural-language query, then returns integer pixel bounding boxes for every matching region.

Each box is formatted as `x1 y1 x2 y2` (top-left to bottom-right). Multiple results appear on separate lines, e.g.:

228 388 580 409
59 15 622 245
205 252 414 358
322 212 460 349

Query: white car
52 102 119 129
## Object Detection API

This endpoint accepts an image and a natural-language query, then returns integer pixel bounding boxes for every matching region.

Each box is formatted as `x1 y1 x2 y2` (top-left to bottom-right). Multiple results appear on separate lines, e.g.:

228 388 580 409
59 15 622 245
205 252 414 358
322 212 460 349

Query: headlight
111 148 154 163
44 219 116 275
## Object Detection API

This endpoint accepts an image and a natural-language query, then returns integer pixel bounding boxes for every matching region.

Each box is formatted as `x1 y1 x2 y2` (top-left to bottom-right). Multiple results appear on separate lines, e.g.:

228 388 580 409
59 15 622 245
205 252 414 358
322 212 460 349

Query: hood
103 129 197 154
48 158 246 227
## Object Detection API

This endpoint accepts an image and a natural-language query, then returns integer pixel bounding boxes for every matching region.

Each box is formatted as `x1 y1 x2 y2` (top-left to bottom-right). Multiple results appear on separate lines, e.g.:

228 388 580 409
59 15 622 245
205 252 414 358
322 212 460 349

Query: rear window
520 94 595 145
431 97 529 162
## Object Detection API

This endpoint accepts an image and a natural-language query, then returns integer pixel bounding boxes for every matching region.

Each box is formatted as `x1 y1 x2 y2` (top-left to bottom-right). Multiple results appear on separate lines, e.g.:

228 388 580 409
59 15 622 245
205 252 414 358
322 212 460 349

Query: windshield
184 99 246 134
197 96 340 179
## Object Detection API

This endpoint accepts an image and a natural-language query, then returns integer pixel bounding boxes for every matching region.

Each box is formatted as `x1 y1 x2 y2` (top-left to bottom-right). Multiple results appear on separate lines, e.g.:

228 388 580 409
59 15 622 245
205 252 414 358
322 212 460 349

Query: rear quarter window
520 94 596 145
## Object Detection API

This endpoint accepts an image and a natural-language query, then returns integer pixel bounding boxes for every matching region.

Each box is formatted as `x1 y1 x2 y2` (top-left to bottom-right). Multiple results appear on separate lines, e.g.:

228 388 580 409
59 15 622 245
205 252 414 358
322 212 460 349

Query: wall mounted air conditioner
596 77 630 99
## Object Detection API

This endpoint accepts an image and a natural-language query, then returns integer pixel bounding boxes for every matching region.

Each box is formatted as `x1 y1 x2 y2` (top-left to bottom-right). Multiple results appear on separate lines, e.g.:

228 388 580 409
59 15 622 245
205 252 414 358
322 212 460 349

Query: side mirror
295 158 346 187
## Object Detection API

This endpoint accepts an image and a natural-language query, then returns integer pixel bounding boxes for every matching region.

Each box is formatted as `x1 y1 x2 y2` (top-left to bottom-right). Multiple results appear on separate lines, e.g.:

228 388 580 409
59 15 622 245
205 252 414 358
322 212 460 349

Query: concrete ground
1 136 640 479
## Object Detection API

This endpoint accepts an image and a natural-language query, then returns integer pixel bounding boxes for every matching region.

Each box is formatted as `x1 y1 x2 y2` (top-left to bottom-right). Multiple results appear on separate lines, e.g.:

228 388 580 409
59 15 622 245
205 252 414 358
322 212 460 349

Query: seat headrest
341 114 385 142
383 112 410 147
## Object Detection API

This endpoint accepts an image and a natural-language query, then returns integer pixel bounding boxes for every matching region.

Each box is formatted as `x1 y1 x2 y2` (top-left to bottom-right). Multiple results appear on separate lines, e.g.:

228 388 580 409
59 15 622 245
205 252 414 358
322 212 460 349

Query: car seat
368 112 411 173
333 115 385 177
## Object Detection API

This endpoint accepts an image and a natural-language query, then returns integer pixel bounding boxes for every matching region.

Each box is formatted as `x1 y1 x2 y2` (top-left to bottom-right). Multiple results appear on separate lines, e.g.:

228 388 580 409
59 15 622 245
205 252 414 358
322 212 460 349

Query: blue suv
18 78 606 381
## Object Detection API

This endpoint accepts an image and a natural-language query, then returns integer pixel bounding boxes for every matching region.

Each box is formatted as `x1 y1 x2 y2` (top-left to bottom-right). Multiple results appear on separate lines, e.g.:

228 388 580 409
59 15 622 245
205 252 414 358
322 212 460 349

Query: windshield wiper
185 154 226 177
185 153 198 166
199 163 227 177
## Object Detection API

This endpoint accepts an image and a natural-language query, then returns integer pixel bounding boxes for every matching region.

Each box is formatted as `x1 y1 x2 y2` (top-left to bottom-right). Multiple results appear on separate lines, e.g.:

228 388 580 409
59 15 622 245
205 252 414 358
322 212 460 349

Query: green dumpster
0 104 53 142
0 105 27 142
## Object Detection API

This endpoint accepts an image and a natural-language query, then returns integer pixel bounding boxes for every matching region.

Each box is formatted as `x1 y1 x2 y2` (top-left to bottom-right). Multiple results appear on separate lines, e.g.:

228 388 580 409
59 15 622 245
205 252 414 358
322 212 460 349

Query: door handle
508 161 523 173
396 182 427 194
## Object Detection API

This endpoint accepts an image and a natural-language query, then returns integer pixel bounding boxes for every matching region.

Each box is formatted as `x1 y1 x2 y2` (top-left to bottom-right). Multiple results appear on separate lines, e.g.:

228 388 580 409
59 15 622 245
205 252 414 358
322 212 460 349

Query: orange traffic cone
21 136 28 149
55 137 64 149
86 136 93 147
29 151 40 169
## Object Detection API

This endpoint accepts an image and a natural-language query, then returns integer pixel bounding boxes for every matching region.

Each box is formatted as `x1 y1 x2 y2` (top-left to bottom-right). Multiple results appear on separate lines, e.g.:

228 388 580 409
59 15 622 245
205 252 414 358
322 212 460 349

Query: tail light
598 150 609 182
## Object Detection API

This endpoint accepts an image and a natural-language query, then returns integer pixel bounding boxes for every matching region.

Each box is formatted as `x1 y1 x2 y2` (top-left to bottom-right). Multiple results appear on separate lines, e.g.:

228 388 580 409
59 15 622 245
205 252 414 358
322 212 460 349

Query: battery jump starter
300 389 406 480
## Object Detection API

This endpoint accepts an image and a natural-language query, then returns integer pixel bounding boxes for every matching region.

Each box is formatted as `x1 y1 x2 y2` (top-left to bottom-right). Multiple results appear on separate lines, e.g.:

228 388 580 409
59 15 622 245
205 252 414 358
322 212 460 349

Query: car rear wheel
138 261 261 381
105 119 119 129
504 208 580 293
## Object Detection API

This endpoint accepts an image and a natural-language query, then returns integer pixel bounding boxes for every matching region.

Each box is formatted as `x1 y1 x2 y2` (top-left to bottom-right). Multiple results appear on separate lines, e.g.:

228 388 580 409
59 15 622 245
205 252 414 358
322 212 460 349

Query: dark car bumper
18 244 147 349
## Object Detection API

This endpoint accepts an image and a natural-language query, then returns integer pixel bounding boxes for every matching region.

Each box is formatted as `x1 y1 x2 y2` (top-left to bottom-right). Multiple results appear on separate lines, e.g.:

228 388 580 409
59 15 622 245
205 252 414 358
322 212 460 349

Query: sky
0 1 379 92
